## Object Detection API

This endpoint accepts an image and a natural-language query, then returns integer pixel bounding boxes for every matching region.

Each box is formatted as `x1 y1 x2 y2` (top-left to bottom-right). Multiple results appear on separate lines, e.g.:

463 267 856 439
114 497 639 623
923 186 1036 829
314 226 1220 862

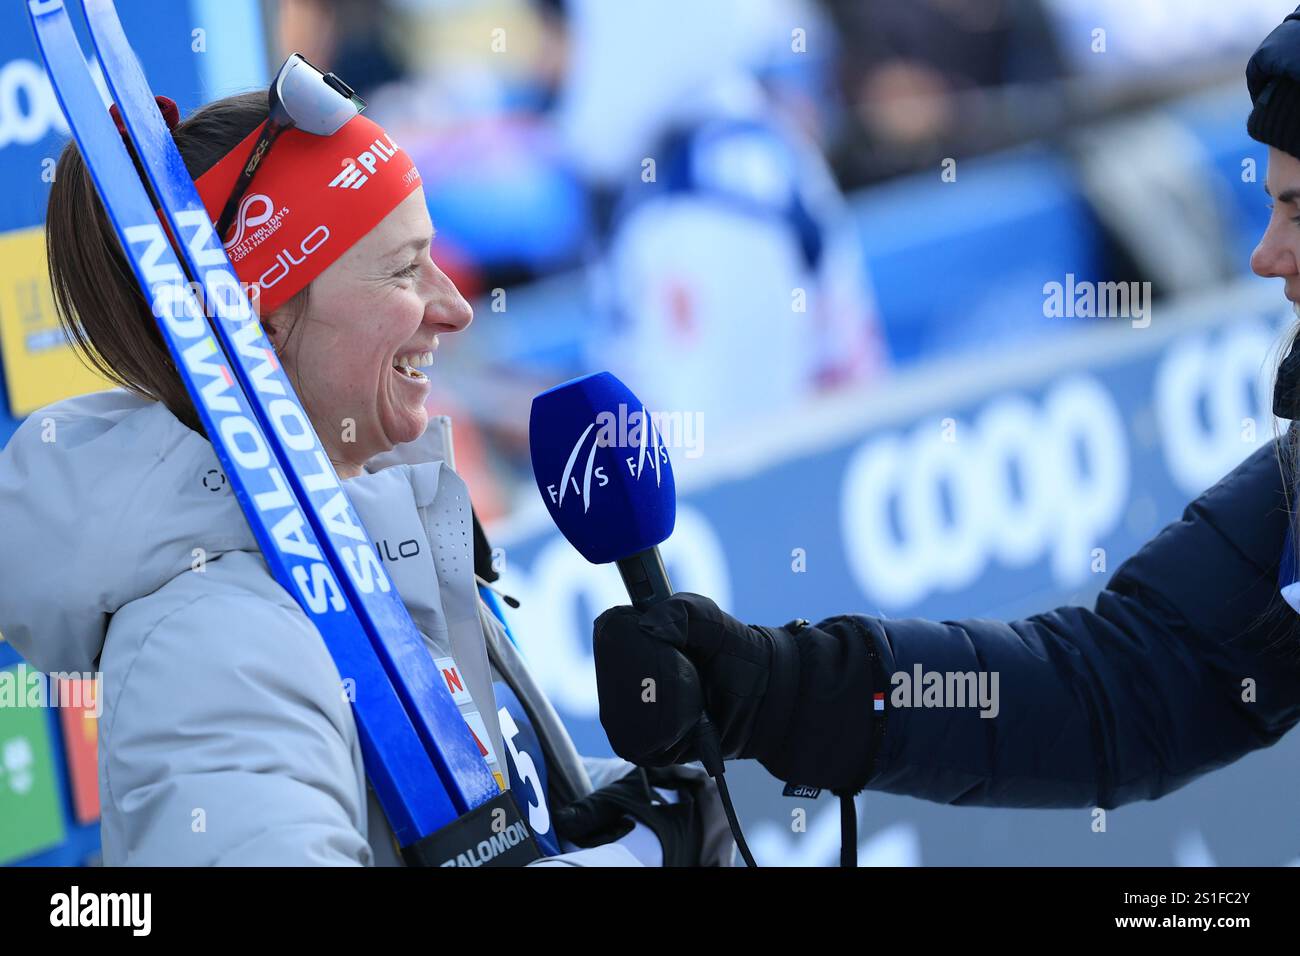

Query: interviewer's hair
1263 326 1300 661
45 91 308 435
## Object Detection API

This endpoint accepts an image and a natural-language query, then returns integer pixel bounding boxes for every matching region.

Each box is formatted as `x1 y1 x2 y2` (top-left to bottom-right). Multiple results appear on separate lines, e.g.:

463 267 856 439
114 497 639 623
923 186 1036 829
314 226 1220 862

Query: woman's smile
391 342 437 383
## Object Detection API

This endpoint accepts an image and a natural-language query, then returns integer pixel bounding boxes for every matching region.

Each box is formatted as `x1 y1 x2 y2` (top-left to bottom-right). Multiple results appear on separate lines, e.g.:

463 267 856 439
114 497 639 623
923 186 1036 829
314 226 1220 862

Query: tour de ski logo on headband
225 192 289 262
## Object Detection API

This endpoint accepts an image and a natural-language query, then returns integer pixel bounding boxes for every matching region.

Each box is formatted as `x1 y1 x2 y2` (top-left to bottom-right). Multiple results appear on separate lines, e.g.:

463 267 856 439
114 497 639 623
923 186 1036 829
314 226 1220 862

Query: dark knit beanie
1248 5 1300 157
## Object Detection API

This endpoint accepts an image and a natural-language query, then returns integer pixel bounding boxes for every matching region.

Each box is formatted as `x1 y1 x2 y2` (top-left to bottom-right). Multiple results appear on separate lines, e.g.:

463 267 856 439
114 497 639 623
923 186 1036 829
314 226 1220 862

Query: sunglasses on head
214 53 366 243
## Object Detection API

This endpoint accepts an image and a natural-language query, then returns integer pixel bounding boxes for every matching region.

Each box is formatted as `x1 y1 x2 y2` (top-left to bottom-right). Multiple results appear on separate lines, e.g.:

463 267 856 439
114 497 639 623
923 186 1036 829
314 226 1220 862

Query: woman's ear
261 306 297 355
261 313 284 352
262 285 310 355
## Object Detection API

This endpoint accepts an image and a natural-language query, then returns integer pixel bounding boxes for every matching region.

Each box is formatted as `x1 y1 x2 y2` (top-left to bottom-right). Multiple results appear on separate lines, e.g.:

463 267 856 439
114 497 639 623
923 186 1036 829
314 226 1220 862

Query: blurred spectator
326 0 593 293
276 0 405 93
570 59 887 435
820 0 1068 187
484 0 887 436
552 0 825 189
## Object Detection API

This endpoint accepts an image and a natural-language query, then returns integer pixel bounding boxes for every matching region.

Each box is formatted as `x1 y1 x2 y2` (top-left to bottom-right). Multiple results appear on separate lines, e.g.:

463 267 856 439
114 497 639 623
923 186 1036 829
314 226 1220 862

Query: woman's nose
1251 226 1298 278
437 294 473 334
426 260 474 333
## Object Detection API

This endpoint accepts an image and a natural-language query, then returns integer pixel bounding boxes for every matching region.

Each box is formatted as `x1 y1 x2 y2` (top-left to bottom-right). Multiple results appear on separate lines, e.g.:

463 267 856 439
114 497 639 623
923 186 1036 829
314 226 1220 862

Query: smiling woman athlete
0 55 733 867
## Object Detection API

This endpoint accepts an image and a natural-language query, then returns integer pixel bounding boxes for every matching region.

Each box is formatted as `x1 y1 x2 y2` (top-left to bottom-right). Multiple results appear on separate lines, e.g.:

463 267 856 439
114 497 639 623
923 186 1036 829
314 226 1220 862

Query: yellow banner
0 226 111 417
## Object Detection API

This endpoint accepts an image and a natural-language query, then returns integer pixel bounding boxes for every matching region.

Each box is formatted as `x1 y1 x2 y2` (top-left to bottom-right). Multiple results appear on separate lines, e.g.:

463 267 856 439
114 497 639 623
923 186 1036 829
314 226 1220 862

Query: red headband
193 114 423 314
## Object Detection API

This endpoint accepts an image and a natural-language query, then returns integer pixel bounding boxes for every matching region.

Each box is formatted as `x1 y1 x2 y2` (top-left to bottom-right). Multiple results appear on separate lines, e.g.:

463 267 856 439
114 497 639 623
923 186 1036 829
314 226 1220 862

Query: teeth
393 350 434 368
392 365 427 381
391 349 433 382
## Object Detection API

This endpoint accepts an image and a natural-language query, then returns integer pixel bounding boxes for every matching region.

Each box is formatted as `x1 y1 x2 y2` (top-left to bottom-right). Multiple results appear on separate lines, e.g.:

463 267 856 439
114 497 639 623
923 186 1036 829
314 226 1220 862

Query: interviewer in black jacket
591 9 1300 807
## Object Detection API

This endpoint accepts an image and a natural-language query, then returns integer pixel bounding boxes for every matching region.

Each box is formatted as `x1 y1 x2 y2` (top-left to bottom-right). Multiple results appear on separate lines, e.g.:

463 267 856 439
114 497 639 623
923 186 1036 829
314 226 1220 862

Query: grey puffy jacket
0 389 729 866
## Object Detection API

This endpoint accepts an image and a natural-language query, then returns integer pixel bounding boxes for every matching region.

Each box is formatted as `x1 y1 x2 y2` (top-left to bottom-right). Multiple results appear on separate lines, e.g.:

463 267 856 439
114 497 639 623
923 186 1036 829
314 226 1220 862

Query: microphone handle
612 543 753 864
611 545 720 761
615 545 722 758
615 546 673 610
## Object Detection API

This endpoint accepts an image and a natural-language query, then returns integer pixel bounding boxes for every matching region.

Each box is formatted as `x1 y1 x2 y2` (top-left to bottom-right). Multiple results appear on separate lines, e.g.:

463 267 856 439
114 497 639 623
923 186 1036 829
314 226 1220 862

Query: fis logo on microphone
545 404 669 512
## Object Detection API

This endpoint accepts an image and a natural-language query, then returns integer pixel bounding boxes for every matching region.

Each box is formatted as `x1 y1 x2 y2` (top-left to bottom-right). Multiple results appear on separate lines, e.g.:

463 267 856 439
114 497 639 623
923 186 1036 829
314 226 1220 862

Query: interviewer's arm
594 441 1300 808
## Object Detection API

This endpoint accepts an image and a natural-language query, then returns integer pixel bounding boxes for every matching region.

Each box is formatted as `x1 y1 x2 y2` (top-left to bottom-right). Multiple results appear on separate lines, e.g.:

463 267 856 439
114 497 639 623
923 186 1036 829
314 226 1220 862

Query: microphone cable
695 716 861 868
692 714 757 867
839 793 858 868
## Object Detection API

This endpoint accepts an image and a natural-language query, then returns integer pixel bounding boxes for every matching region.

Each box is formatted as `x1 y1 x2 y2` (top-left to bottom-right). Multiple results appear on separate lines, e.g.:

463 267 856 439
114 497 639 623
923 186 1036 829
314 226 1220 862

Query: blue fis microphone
529 372 759 866
529 371 676 609
527 371 759 868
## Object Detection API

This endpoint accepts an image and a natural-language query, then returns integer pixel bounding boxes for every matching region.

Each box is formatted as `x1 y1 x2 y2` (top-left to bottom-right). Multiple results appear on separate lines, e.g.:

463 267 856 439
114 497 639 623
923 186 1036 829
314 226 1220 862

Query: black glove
552 767 704 867
592 593 881 793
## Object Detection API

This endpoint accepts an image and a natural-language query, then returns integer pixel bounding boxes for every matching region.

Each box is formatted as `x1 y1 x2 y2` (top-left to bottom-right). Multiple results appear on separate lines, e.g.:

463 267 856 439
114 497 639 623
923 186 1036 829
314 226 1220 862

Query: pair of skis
28 0 537 865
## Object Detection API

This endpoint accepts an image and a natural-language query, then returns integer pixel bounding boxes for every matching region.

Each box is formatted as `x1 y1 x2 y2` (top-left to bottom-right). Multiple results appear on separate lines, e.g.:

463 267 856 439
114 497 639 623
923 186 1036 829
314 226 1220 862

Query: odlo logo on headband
327 132 403 190
259 224 331 292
